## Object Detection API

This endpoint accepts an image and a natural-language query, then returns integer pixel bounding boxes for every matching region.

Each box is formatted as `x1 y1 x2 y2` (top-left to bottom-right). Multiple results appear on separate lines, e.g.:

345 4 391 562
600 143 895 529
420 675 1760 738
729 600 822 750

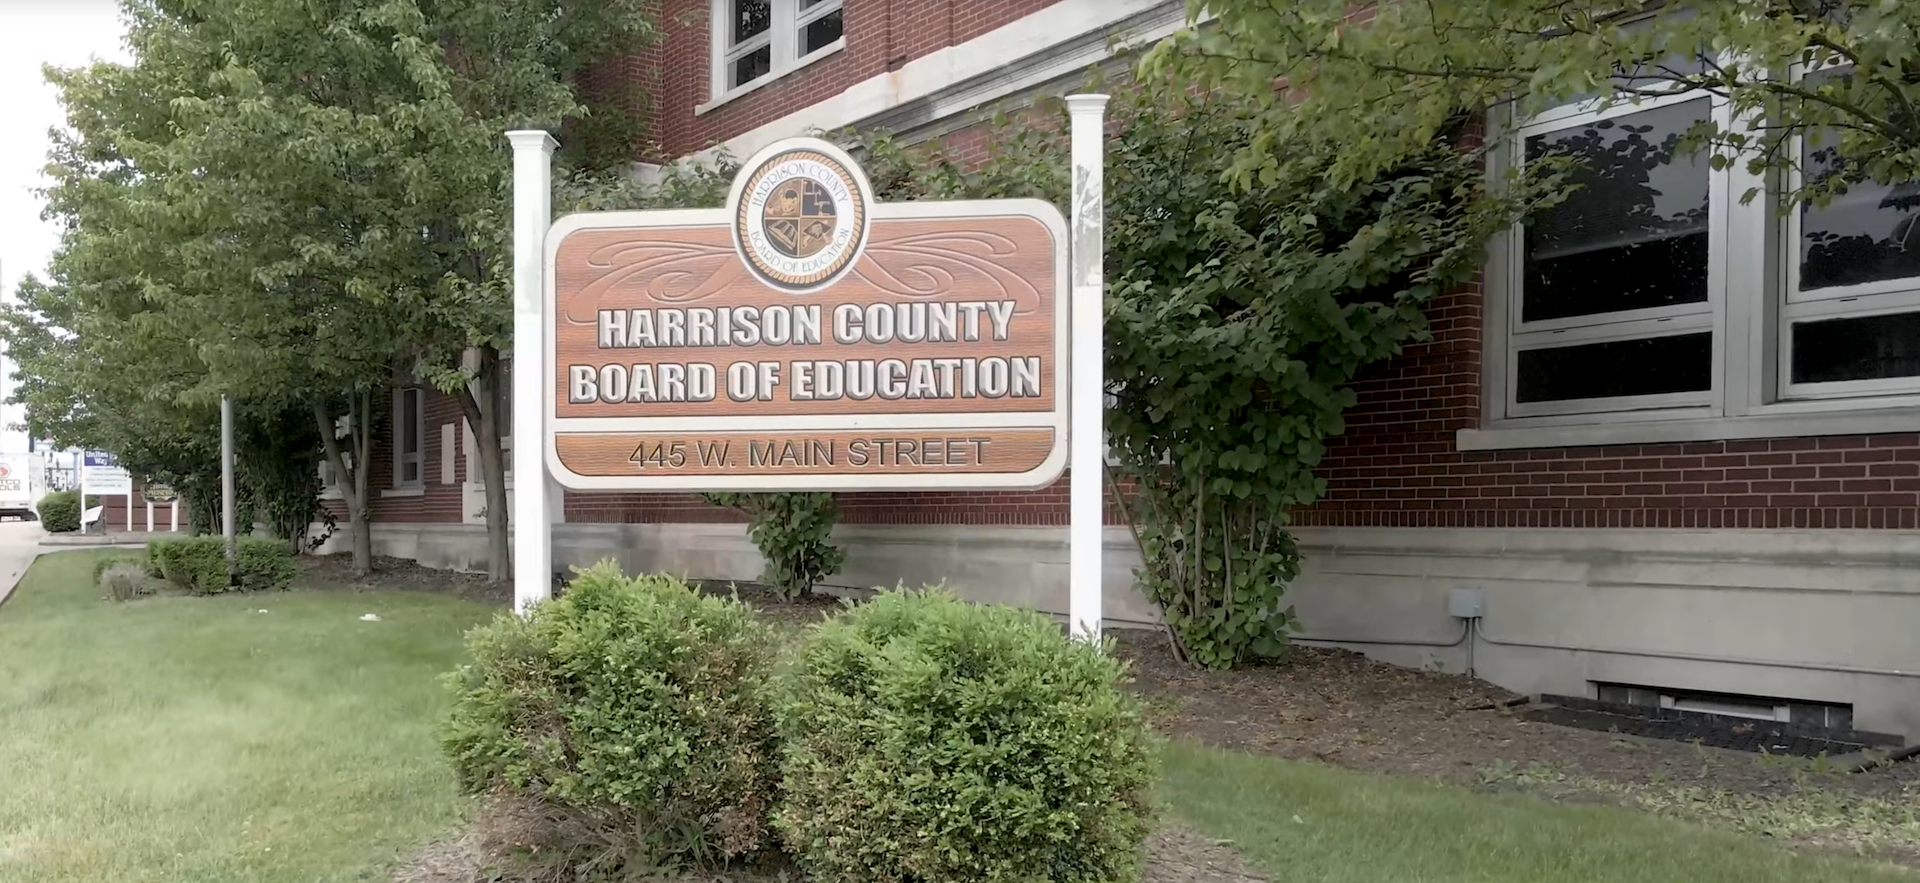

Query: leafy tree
1156 0 1920 208
21 0 654 579
852 87 1553 667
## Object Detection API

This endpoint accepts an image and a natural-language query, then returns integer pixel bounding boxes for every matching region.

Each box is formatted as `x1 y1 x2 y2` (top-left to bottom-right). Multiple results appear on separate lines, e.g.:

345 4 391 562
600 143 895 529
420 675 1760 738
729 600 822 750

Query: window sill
1460 404 1920 451
696 39 845 116
319 488 343 501
380 485 426 498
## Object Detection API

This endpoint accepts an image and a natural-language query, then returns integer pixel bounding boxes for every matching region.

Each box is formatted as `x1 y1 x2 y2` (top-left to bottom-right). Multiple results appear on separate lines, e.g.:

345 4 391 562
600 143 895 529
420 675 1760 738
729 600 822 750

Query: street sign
543 137 1069 492
82 451 132 495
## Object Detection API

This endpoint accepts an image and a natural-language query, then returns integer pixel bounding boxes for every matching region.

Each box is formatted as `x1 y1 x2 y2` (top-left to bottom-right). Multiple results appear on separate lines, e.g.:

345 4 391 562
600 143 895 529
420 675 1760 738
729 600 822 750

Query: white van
0 454 36 521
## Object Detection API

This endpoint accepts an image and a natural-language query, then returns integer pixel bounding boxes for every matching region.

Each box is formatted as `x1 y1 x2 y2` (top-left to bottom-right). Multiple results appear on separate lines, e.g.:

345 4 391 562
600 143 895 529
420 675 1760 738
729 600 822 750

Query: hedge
146 536 298 594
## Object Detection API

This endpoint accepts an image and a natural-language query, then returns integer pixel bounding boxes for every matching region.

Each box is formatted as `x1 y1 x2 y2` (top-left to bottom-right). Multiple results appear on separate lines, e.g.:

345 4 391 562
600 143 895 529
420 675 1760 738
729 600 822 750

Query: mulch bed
1112 629 1918 802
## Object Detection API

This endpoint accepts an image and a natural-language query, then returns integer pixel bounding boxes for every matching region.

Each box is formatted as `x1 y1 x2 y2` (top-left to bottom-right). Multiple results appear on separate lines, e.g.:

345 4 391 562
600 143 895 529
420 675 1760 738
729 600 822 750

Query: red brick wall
593 0 1061 160
1295 280 1920 530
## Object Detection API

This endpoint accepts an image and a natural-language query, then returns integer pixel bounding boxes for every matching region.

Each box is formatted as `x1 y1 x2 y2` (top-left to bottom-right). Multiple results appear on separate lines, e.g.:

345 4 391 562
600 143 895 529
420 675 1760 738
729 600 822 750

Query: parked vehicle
0 454 37 521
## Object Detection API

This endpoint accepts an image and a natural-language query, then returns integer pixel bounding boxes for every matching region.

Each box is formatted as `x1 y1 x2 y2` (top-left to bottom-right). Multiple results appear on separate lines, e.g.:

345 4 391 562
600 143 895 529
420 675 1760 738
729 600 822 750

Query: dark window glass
1800 129 1920 291
732 0 770 43
1516 333 1713 403
1523 101 1711 322
402 390 421 454
802 8 842 54
731 45 771 88
1791 312 1920 384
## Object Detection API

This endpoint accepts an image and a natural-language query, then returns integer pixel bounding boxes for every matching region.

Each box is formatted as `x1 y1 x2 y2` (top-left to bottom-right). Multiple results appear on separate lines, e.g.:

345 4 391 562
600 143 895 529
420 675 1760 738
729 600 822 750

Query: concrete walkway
0 521 51 609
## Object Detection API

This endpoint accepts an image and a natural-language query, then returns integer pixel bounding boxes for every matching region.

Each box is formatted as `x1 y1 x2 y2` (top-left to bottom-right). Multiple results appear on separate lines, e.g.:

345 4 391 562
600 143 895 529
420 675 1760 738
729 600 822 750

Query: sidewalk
39 530 174 547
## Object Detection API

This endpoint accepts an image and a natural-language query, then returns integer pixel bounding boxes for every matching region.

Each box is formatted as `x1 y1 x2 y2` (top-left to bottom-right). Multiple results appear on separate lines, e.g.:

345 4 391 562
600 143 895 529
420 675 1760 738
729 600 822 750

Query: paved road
0 520 51 608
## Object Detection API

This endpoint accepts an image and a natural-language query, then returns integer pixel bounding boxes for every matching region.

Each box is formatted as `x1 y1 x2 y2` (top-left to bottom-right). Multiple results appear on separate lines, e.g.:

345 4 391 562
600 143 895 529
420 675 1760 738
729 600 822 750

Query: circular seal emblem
729 138 873 293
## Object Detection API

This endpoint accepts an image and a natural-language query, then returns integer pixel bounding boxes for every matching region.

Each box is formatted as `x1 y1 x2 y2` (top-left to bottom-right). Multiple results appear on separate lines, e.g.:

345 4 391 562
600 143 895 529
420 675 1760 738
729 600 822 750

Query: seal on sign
730 138 872 293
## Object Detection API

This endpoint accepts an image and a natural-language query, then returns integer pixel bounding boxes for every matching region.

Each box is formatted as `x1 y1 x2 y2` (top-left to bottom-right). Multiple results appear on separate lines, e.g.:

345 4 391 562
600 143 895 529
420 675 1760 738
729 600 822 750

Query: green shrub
441 561 782 872
144 536 297 594
147 537 230 594
776 589 1157 883
98 562 153 602
37 491 80 533
235 537 298 591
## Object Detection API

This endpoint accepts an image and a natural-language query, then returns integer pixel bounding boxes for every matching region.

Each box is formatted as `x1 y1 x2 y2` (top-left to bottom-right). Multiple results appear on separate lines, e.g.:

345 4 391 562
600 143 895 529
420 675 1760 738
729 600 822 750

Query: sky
0 0 128 452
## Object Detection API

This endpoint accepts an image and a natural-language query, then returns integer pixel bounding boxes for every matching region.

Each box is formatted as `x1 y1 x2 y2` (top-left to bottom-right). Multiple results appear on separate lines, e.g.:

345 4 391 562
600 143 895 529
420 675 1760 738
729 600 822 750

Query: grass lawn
0 551 497 883
1160 741 1917 883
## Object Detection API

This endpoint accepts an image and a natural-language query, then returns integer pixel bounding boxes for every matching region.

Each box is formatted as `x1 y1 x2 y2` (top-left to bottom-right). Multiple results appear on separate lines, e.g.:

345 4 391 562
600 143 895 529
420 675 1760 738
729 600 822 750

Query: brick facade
369 0 1920 535
599 0 1057 160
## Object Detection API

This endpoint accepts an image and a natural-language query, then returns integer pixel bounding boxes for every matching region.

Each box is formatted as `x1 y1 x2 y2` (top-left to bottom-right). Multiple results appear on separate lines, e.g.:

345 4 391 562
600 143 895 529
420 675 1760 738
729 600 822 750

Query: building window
714 0 843 97
394 387 424 487
1484 53 1920 442
1781 65 1920 399
1505 92 1723 417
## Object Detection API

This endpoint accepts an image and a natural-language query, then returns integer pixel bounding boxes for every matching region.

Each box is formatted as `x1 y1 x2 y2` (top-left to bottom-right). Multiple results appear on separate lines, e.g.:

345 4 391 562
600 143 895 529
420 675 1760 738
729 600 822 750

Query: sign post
508 97 1109 635
1067 94 1109 642
509 130 558 614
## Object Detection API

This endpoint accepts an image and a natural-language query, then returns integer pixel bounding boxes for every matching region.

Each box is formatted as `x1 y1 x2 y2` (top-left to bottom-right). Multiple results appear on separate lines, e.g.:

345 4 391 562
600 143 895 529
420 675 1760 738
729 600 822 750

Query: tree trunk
313 395 374 575
455 347 511 586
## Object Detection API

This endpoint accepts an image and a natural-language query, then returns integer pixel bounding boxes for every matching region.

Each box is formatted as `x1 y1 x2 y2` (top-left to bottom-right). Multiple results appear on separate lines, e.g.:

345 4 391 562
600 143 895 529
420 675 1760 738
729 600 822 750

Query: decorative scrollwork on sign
562 240 744 324
854 230 1044 315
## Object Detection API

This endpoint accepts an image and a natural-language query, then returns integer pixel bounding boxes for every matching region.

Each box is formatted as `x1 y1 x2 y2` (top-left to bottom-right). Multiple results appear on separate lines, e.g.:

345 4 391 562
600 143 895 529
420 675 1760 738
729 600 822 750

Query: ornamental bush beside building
774 588 1156 883
439 562 783 872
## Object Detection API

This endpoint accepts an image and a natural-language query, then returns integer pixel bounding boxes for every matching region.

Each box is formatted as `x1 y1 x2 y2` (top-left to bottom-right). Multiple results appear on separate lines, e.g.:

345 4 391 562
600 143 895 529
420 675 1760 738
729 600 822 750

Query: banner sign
544 137 1069 491
82 451 133 495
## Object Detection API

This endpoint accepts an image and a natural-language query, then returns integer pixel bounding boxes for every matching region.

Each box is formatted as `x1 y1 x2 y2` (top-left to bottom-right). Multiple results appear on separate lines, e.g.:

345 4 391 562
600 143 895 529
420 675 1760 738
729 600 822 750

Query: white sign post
1066 94 1109 643
506 95 1112 633
509 130 558 615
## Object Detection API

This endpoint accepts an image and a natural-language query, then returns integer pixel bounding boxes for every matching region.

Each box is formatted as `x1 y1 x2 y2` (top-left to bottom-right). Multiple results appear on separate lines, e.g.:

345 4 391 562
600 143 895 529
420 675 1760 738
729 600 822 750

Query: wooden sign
544 138 1070 491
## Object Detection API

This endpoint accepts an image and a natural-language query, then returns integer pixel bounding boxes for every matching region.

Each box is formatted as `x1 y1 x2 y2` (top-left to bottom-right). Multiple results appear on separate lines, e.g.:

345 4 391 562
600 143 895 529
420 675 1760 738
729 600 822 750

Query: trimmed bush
37 491 80 533
234 538 298 592
441 561 782 872
777 589 1157 883
145 536 298 594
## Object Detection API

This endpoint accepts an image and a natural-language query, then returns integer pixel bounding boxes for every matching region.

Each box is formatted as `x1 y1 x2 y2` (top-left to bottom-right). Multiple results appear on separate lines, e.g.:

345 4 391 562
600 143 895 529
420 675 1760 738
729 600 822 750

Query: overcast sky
0 0 127 452
0 0 128 300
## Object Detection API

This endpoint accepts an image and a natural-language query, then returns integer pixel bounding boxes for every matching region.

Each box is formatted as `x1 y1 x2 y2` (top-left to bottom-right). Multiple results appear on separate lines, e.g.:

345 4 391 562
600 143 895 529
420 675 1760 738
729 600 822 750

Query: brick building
322 0 1920 743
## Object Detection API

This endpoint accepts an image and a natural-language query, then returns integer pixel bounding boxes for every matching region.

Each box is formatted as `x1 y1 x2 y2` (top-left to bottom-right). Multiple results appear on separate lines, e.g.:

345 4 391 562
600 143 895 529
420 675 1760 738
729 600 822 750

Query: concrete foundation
333 521 1920 743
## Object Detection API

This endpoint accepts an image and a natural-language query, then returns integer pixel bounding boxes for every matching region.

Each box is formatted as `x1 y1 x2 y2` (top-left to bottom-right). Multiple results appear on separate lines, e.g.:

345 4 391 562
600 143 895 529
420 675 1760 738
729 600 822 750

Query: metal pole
1066 94 1109 643
221 395 236 562
76 450 87 535
507 130 557 615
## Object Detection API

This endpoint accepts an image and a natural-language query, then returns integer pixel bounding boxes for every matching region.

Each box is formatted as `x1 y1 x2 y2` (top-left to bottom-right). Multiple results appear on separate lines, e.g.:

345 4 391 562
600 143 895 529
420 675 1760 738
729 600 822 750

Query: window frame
393 387 426 489
708 0 845 103
1501 89 1733 419
1775 60 1920 401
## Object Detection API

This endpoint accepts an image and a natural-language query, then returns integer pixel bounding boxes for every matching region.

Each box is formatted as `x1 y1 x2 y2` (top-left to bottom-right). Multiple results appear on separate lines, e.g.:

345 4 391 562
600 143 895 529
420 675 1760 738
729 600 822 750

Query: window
1505 92 1724 416
1780 65 1920 398
713 0 843 97
1482 52 1920 444
394 387 424 487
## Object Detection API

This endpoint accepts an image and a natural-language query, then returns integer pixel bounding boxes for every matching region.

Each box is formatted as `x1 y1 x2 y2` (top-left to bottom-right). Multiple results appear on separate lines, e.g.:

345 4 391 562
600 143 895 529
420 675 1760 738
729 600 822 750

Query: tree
850 86 1556 667
26 0 654 579
1155 0 1920 208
